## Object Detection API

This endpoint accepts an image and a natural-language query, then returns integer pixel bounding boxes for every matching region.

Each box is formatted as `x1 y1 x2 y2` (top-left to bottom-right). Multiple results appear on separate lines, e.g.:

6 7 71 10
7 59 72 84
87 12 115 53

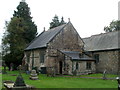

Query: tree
2 1 37 69
2 17 27 69
60 17 66 25
49 15 66 29
13 1 37 43
104 20 120 32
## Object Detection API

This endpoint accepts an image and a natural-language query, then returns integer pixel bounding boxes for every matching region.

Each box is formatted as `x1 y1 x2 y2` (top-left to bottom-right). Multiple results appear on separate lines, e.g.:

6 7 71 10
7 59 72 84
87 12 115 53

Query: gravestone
30 70 38 80
102 70 107 80
13 74 26 87
46 67 55 77
4 65 34 89
116 77 120 90
10 63 14 71
32 67 39 75
2 62 7 74
14 65 26 87
73 70 77 76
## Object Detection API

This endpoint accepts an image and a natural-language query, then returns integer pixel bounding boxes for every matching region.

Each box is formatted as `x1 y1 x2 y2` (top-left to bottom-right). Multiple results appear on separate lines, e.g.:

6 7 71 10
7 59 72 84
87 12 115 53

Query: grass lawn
80 73 118 78
1 70 118 88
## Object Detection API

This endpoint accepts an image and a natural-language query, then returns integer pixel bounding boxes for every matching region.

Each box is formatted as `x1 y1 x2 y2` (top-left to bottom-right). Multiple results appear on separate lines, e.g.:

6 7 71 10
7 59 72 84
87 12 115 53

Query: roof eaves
25 46 47 51
85 48 120 52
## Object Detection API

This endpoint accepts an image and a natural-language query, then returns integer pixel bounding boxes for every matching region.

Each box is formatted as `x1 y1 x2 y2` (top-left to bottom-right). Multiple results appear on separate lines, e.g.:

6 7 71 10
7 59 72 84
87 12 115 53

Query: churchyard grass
80 73 118 78
2 70 118 88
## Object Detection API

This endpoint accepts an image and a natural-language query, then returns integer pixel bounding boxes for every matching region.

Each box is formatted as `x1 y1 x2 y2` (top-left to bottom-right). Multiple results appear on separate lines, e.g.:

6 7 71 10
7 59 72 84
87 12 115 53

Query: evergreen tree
50 15 66 29
2 0 37 69
60 17 66 25
13 1 37 43
2 17 27 69
13 1 32 21
50 15 60 29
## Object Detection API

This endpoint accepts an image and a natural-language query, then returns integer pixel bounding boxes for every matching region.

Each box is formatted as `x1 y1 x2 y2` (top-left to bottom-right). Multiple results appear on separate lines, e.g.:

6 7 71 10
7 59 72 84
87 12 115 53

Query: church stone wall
45 22 84 74
24 49 46 71
93 50 119 74
47 22 84 52
72 61 96 75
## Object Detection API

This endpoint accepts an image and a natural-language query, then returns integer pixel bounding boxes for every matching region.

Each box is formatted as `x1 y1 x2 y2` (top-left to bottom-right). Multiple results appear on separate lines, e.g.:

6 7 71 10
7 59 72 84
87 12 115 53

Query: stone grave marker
102 70 107 80
116 77 120 90
47 67 55 77
4 65 34 89
73 70 77 76
10 63 14 71
2 62 7 74
30 70 38 80
13 65 26 87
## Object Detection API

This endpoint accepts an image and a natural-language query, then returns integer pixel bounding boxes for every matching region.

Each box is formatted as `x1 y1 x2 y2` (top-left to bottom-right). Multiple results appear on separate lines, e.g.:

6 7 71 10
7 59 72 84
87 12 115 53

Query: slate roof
25 24 66 50
61 51 95 61
83 31 120 51
61 51 80 60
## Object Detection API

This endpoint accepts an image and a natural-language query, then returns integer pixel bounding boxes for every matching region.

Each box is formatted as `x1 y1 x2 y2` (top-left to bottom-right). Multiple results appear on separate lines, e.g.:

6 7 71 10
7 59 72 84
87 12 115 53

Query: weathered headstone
14 65 26 87
4 65 34 89
2 62 7 74
30 70 38 80
47 67 55 77
32 67 39 75
73 70 77 76
13 74 26 87
10 63 14 71
116 77 120 90
102 70 107 80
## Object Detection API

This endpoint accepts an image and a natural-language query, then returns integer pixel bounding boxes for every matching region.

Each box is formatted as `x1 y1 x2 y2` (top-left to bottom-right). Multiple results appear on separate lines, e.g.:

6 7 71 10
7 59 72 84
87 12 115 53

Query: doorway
59 61 62 74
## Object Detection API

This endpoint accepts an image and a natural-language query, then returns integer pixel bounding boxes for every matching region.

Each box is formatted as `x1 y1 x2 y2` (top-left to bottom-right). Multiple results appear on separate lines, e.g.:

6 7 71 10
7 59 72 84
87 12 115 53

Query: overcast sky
0 0 119 45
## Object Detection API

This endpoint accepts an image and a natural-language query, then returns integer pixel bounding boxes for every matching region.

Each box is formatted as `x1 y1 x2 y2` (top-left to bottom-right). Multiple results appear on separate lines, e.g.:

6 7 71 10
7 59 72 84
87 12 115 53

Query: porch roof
60 50 95 61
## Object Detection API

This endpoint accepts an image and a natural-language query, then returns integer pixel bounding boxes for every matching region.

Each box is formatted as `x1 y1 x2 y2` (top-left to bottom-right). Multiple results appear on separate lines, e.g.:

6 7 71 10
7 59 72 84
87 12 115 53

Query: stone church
83 31 120 74
23 21 120 75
